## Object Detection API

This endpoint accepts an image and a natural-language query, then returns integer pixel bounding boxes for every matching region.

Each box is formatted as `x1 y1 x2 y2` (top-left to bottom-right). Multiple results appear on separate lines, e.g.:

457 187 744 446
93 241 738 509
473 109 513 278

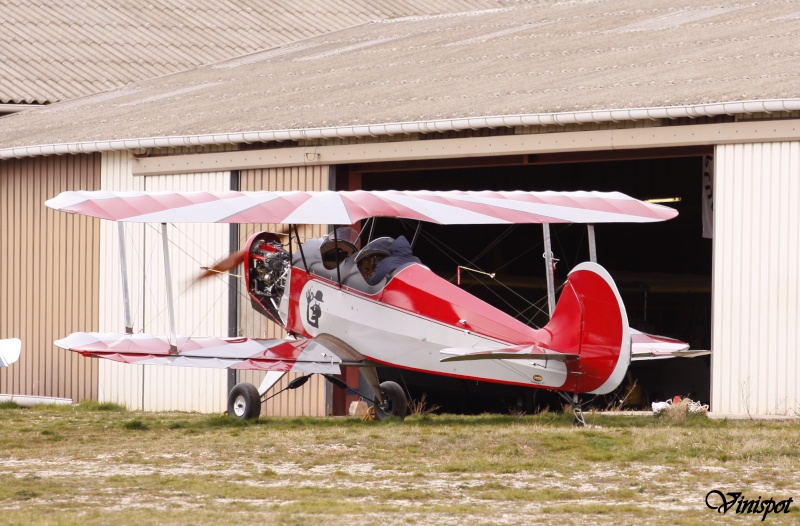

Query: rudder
543 262 630 395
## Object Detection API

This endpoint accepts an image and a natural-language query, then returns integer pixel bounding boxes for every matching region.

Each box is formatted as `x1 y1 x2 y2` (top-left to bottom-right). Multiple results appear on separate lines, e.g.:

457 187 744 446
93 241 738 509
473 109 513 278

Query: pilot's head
319 227 359 270
355 237 393 281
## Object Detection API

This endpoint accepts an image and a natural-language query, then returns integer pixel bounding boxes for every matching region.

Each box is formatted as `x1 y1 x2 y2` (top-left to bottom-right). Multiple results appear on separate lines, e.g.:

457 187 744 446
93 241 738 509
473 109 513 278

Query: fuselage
244 234 628 395
279 244 572 390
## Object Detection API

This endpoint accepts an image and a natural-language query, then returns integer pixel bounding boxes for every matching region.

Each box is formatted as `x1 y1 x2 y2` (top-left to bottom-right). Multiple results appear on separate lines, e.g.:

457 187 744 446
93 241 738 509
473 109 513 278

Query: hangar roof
1 0 799 159
0 0 502 104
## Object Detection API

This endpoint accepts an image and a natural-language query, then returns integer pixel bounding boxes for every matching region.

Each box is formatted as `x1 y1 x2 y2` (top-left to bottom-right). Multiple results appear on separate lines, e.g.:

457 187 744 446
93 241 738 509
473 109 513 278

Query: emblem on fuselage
306 289 324 328
532 374 544 383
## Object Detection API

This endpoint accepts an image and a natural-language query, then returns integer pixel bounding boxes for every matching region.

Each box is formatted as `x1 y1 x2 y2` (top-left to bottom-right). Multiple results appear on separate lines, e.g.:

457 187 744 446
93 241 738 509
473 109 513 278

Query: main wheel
373 381 408 420
227 382 262 420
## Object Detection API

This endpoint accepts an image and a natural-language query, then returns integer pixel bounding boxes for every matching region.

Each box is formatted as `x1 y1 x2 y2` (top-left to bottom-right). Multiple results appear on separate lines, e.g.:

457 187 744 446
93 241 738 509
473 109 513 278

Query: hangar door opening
347 150 713 413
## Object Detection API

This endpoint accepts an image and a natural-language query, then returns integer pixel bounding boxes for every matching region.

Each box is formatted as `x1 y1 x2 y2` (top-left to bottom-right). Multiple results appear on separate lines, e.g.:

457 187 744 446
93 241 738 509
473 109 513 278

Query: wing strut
542 224 556 318
333 226 342 288
410 220 422 249
543 224 598 317
117 222 133 334
587 224 597 263
160 223 177 353
293 225 308 272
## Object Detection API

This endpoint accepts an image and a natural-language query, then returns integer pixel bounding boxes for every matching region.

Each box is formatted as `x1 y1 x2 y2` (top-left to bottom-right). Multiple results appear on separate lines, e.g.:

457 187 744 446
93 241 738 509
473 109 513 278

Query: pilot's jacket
368 235 421 285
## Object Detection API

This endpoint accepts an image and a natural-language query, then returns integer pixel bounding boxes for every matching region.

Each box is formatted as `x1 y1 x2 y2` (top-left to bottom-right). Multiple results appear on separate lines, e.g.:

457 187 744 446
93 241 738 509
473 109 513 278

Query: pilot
319 227 360 270
356 235 420 285
355 237 393 284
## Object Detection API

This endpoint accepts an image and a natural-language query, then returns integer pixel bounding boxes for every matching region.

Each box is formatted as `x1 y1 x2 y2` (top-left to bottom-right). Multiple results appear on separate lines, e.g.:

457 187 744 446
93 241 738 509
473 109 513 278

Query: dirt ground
0 407 797 525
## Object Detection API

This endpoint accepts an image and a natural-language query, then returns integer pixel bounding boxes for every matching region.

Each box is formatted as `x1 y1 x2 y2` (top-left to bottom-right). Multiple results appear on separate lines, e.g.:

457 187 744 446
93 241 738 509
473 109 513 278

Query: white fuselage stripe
298 279 567 388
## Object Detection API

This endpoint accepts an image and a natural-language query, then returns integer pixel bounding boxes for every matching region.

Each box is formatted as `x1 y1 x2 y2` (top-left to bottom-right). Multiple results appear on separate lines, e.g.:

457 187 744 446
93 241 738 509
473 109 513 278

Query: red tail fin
543 262 630 395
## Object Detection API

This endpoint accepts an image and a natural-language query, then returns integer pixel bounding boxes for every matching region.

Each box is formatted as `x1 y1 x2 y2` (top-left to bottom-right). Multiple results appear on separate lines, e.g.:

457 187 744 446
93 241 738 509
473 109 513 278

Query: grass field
0 402 797 525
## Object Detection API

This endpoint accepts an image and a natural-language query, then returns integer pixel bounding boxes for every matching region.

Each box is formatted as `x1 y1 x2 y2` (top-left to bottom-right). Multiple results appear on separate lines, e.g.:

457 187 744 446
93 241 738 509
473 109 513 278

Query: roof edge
3 99 800 161
0 104 42 115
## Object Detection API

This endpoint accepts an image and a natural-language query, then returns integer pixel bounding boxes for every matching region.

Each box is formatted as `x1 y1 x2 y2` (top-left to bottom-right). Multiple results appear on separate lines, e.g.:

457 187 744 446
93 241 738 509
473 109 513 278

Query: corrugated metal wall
0 154 100 401
239 166 329 416
712 141 800 415
98 151 231 412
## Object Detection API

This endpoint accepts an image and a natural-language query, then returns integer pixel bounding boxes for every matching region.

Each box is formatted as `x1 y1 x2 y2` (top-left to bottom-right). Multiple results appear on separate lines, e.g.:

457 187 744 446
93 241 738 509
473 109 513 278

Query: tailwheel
557 391 590 428
227 382 262 420
373 381 408 420
572 407 587 427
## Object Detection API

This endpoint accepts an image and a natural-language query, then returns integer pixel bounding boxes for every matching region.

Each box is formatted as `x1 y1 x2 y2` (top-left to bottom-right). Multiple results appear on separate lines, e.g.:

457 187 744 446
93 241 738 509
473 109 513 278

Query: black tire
374 381 408 420
227 382 261 420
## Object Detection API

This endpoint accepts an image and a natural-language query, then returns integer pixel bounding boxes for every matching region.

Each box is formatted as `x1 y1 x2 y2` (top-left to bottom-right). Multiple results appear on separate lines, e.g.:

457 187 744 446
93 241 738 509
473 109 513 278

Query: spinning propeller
198 227 291 281
199 249 245 280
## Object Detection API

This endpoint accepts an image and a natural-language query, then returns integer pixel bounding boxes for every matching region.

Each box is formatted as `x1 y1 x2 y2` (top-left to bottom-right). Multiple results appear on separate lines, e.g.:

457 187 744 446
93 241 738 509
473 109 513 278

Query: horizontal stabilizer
0 338 21 367
632 350 711 360
55 332 341 374
441 344 578 363
630 329 710 360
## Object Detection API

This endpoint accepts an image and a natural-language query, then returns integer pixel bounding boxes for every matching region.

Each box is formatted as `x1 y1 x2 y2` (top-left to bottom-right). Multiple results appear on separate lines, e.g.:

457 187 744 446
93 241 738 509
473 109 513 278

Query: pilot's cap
355 237 393 263
327 227 359 247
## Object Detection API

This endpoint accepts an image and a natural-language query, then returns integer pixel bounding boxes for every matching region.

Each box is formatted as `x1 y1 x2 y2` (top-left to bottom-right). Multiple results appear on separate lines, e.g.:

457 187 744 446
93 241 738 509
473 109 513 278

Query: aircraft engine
245 232 290 324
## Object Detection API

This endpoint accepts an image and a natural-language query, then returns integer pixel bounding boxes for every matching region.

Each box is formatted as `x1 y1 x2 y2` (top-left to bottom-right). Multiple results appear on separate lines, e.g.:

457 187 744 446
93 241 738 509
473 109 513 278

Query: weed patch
122 419 149 431
75 400 127 412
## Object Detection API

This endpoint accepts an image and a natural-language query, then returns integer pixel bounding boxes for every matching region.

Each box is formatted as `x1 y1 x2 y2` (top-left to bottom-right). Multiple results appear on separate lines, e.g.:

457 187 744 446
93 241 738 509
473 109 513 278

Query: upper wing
0 338 21 367
630 329 710 360
55 332 341 374
45 190 677 225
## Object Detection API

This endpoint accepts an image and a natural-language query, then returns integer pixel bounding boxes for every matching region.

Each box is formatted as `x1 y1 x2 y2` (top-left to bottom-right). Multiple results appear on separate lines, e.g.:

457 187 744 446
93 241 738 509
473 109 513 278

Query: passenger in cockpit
356 235 421 286
319 227 359 270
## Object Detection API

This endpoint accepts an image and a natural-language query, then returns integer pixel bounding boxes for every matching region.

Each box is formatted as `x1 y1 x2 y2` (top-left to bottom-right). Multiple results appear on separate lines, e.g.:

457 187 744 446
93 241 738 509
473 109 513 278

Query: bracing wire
408 226 549 325
134 223 296 339
404 221 582 328
139 223 176 335
136 223 234 337
122 219 580 340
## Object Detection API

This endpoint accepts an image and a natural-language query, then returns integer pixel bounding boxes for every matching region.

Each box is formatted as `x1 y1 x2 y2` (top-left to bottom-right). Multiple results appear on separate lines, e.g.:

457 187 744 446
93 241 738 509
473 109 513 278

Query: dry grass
654 398 710 423
0 402 798 525
407 393 441 416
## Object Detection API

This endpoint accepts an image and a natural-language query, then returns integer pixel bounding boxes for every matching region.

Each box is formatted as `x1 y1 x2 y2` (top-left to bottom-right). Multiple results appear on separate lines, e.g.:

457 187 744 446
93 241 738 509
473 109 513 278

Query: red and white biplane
46 189 699 423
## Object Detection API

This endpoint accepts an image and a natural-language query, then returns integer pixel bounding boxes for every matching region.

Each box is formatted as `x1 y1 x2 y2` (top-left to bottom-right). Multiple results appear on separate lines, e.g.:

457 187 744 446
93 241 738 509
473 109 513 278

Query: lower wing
54 333 341 374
